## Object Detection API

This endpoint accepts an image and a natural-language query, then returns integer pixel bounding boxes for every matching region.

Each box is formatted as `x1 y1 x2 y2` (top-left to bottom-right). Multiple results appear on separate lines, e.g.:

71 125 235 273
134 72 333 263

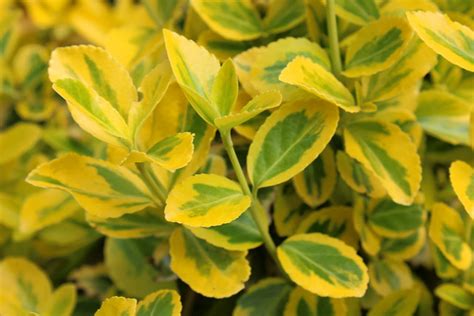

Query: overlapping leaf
450 160 474 218
277 233 369 298
27 153 153 218
248 99 339 189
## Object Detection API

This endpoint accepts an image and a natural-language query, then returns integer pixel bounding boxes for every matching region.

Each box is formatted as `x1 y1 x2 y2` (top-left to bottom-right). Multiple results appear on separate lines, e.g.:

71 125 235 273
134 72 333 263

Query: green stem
220 131 279 264
326 0 343 79
136 163 166 206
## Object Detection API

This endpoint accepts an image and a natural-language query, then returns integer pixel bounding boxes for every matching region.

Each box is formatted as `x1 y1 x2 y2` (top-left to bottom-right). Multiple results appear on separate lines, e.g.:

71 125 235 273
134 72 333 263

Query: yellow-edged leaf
450 160 474 218
368 259 414 296
165 174 251 227
407 11 474 71
234 37 331 100
0 123 42 164
280 56 359 113
0 257 53 314
128 61 172 144
297 206 359 249
416 90 472 145
435 283 474 310
343 17 413 77
368 288 420 316
188 211 263 251
26 153 153 218
136 289 182 316
283 286 347 316
344 119 421 205
43 284 77 316
292 146 337 207
336 150 385 198
214 90 282 131
49 45 136 148
277 233 369 298
191 0 263 41
234 278 292 316
362 37 437 102
19 190 79 235
169 228 251 298
429 202 472 270
163 29 220 125
248 99 339 189
95 297 137 316
274 184 308 237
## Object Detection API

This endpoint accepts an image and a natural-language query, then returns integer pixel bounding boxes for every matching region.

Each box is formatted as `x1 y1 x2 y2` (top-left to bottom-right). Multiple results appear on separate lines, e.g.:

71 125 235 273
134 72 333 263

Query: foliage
0 0 473 315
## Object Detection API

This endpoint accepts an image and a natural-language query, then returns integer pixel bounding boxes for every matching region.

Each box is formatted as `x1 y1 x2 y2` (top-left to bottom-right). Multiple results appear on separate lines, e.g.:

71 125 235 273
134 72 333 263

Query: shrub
0 0 473 315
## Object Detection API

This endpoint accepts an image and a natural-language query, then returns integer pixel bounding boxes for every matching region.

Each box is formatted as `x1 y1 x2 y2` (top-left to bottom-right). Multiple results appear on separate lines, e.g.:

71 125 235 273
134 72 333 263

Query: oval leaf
27 153 153 218
283 286 347 316
344 119 421 205
407 11 474 71
343 17 413 77
368 288 420 316
95 297 137 316
429 203 472 270
169 228 251 298
277 233 369 298
165 174 251 227
136 290 182 316
280 56 359 113
248 99 339 189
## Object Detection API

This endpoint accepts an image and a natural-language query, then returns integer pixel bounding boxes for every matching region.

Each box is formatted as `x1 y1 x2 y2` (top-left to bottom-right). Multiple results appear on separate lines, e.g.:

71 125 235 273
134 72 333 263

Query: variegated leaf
343 17 413 77
297 206 359 249
247 99 339 189
124 132 194 171
188 211 263 251
368 288 420 316
431 243 460 279
0 257 53 314
234 37 331 100
27 153 153 218
43 284 76 316
19 190 79 235
277 233 369 298
214 90 282 131
353 197 381 256
415 90 471 145
274 184 308 237
292 146 337 207
105 237 175 298
429 203 472 270
435 283 474 310
367 199 424 238
407 11 474 71
95 297 137 316
165 174 251 227
344 119 421 205
280 56 359 113
0 10 20 61
87 207 174 239
336 150 385 198
191 0 263 41
136 289 182 316
323 0 379 25
128 62 172 144
0 123 42 165
233 278 292 316
49 45 136 148
283 286 347 316
380 228 426 260
368 259 414 296
362 37 437 102
450 160 474 218
169 228 251 298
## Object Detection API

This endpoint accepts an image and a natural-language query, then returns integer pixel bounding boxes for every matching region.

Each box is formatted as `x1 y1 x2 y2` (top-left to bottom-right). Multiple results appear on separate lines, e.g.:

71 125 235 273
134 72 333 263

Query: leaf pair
191 0 305 41
49 45 193 171
163 29 282 131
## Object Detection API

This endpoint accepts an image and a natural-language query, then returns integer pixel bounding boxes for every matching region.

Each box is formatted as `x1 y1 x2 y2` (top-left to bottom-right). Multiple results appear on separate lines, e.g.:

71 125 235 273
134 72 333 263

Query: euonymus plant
0 0 473 315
